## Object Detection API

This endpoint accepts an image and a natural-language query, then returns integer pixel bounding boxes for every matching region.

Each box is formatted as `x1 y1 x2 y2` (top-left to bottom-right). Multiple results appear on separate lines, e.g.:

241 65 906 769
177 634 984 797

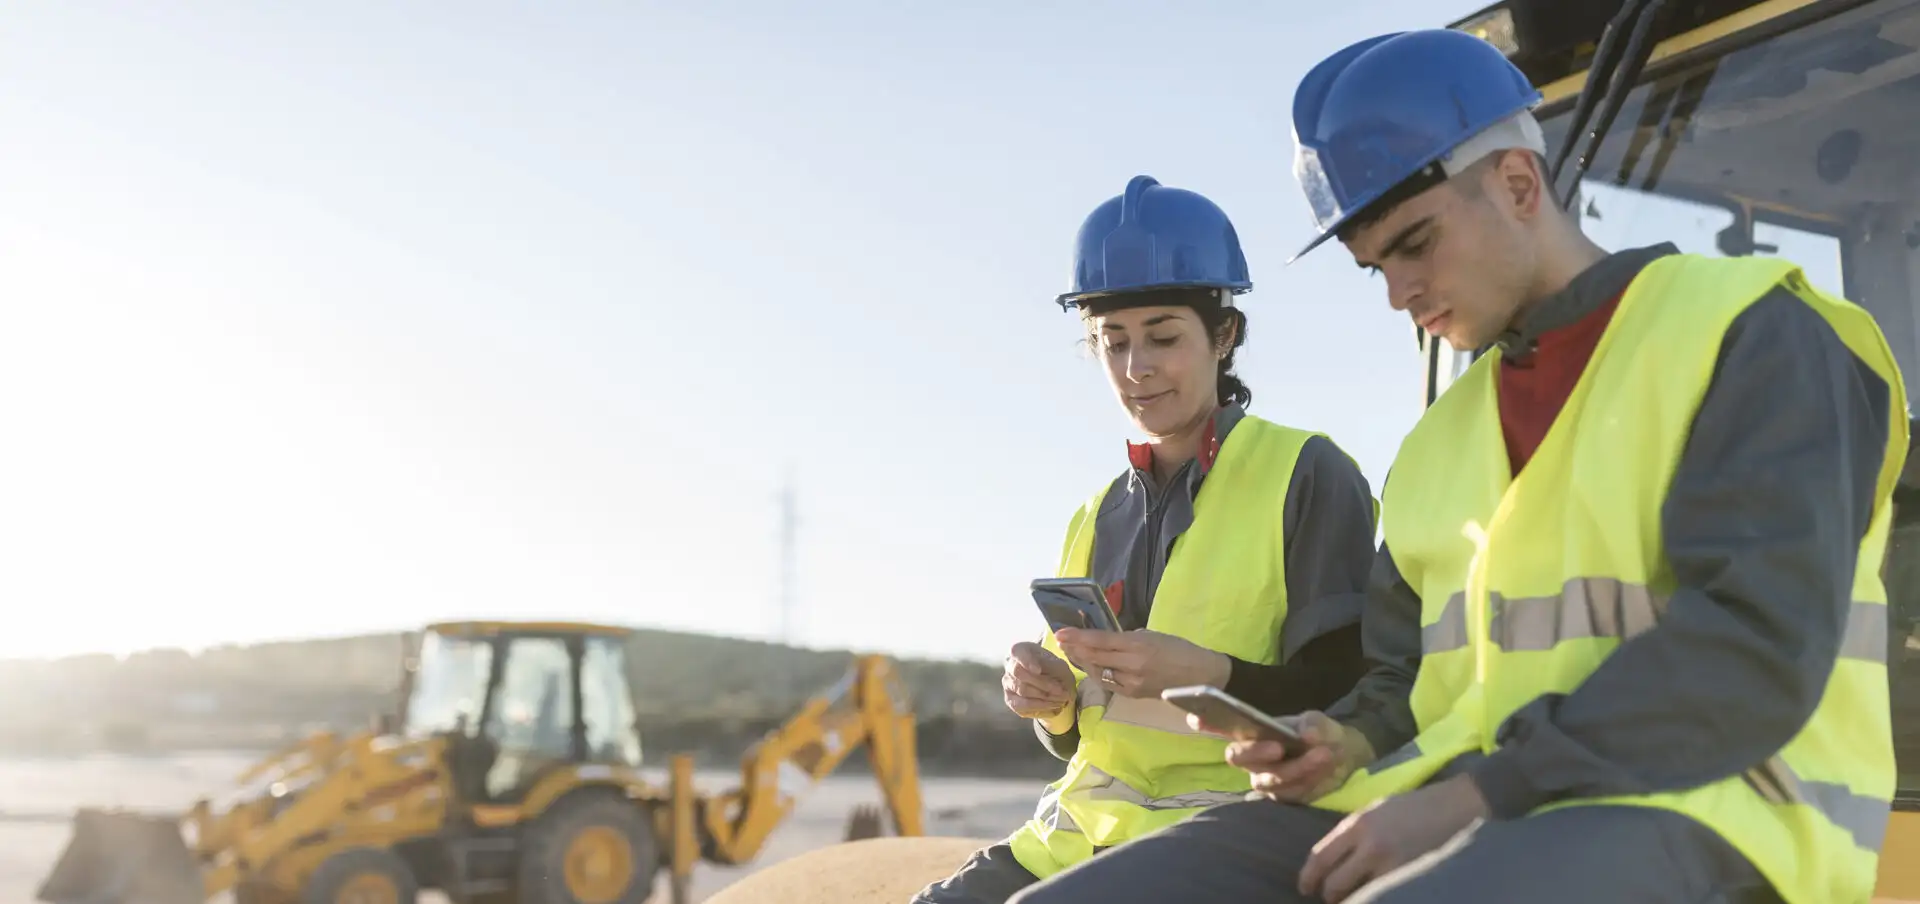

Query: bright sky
0 2 1844 664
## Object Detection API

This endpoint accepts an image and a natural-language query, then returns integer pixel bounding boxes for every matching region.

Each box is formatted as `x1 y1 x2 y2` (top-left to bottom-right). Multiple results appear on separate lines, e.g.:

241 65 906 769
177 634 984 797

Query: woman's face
1089 304 1222 439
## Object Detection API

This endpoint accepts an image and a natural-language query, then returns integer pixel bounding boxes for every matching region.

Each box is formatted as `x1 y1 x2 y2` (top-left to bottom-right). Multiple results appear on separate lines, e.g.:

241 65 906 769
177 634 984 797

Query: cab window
580 636 642 766
482 635 577 800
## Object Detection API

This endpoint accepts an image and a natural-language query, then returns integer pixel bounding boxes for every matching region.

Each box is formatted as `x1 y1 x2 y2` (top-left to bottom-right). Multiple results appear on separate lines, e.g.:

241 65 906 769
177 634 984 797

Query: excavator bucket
37 807 204 904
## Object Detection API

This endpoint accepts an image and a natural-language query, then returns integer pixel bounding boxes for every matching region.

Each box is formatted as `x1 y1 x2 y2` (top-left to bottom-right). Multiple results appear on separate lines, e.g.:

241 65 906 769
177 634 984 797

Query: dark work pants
909 842 1041 904
1005 798 1781 904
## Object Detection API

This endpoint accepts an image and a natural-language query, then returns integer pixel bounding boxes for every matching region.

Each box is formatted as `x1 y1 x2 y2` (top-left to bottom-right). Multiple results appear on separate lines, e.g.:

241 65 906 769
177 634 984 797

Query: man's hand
1298 774 1490 903
1054 628 1231 699
1002 642 1075 719
1195 710 1375 803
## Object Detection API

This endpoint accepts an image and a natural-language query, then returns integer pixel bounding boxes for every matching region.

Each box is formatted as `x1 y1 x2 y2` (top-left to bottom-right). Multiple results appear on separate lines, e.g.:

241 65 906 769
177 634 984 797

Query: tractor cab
395 621 644 804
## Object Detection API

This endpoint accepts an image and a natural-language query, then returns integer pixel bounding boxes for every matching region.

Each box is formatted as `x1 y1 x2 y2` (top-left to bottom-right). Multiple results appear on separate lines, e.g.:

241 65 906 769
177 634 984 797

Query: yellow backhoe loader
35 620 924 904
718 0 1920 901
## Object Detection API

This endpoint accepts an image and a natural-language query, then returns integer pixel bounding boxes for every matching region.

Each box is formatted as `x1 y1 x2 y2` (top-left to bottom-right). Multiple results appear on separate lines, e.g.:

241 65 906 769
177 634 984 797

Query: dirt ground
0 752 1044 902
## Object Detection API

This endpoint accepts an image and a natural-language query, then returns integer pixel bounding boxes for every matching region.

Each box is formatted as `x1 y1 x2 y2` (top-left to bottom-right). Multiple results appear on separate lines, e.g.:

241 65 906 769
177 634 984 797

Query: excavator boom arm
700 654 924 865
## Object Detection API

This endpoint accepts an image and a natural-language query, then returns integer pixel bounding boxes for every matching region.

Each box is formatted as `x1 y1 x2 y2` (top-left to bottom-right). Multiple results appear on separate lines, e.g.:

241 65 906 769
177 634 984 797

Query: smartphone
1030 577 1123 635
1159 685 1310 756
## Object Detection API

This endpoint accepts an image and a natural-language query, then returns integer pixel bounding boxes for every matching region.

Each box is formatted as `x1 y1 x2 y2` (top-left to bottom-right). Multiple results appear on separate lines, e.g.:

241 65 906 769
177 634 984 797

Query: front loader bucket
37 807 204 904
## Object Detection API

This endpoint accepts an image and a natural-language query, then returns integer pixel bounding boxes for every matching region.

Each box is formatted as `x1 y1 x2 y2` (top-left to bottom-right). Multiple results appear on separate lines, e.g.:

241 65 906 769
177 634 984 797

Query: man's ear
1498 149 1548 222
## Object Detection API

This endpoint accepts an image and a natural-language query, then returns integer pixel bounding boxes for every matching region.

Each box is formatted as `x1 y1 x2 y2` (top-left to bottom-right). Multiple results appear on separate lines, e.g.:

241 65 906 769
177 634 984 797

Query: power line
776 466 798 646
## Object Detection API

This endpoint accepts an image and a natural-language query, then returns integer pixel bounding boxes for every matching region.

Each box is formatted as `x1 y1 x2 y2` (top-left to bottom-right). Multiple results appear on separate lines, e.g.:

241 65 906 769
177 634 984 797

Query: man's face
1339 162 1535 351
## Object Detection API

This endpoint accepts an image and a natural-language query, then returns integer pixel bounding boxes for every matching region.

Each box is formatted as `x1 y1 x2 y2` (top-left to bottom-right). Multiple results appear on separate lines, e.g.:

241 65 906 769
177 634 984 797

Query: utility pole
777 466 798 647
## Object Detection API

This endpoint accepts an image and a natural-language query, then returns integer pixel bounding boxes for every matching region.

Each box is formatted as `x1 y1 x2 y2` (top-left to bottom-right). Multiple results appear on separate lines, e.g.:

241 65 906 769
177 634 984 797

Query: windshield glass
581 636 642 766
1533 0 1920 366
402 631 494 738
1526 0 1920 797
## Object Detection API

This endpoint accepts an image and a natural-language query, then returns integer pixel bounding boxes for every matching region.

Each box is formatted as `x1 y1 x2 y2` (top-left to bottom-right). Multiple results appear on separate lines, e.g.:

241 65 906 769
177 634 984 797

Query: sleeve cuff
1039 705 1078 737
1339 713 1394 762
1466 748 1547 820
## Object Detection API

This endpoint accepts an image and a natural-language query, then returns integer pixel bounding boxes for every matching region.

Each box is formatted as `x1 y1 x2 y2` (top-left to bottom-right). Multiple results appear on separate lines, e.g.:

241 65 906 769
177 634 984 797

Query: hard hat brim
1286 228 1343 266
1057 281 1251 312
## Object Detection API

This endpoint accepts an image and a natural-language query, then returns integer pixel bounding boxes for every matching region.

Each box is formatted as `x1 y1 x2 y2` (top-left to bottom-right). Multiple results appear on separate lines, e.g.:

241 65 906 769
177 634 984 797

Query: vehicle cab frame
393 621 645 804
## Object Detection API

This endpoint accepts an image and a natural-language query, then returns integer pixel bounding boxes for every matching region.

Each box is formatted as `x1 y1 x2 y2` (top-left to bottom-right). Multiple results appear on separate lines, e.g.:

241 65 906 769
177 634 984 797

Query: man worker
1006 27 1906 904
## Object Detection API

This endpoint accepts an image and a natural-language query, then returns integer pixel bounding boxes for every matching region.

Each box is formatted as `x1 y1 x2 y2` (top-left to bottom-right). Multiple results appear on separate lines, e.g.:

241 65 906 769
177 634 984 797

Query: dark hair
1079 287 1252 408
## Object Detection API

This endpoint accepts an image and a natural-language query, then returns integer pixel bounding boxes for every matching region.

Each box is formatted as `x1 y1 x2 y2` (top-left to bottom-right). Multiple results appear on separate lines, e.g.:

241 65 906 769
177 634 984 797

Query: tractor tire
517 792 659 904
301 847 420 904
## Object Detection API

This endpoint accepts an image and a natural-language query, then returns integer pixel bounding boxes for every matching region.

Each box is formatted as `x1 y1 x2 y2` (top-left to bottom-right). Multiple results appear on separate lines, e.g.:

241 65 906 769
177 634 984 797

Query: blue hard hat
1058 175 1251 310
1289 29 1542 261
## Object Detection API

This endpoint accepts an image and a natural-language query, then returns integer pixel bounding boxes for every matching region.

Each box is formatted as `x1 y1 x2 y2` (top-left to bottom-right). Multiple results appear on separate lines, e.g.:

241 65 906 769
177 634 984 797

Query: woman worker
910 175 1380 904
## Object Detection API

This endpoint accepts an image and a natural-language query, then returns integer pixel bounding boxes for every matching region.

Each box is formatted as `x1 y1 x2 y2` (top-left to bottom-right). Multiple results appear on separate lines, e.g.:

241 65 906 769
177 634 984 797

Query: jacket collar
1494 243 1678 359
1126 402 1246 482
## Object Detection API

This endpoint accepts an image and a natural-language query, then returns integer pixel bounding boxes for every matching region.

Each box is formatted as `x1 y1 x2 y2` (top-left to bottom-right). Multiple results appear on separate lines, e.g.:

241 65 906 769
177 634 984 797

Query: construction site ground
0 752 1041 903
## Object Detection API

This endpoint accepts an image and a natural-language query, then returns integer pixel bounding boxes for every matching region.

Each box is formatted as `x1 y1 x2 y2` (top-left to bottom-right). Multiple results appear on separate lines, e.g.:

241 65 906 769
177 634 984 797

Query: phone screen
1160 686 1309 755
1031 579 1122 634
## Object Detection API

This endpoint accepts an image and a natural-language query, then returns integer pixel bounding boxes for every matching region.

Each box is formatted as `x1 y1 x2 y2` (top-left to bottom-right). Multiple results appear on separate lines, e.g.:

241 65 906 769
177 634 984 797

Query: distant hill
0 628 1057 777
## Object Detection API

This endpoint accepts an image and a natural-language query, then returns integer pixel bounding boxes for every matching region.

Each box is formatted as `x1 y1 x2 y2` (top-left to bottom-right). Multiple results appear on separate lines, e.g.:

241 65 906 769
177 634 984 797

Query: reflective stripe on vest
1418 580 1888 663
1005 416 1333 880
1341 254 1906 904
1412 576 1890 846
1028 764 1254 832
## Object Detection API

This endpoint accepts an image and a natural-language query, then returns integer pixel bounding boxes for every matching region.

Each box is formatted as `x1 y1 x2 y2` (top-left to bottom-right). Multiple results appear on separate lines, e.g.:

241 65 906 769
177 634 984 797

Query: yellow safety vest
1006 415 1328 879
1316 253 1906 904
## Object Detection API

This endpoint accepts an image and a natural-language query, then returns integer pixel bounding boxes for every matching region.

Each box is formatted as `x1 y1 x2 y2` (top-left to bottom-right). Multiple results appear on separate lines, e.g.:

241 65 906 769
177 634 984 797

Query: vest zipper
1131 460 1193 630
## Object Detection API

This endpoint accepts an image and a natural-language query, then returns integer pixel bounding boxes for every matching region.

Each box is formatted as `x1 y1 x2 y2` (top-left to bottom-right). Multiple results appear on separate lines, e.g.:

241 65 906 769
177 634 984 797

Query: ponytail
1203 305 1252 409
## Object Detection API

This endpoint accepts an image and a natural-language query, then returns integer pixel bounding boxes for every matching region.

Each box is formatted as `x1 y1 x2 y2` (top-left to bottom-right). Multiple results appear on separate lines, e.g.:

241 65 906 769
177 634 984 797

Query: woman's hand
1054 628 1231 699
1003 641 1075 719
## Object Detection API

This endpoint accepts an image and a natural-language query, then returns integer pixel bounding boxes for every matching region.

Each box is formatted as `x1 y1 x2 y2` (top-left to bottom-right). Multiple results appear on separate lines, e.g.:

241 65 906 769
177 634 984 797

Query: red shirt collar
1502 289 1625 371
1126 409 1224 475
